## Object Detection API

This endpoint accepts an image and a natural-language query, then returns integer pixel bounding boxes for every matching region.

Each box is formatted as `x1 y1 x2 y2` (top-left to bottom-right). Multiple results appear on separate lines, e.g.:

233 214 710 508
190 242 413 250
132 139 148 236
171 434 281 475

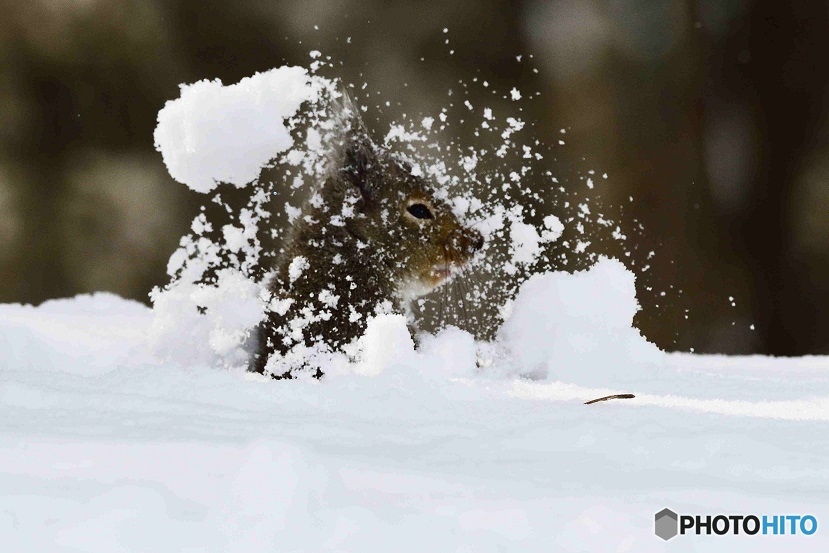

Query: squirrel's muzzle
470 231 484 253
447 228 485 258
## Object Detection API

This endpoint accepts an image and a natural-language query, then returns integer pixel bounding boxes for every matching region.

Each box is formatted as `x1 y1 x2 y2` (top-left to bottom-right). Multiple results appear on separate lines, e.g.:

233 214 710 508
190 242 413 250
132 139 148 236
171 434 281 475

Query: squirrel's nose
466 230 484 253
447 228 484 255
470 231 484 253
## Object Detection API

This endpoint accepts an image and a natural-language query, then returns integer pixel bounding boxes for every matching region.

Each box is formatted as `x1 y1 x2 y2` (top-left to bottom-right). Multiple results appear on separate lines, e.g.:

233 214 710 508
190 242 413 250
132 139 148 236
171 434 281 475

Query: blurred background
2 0 829 355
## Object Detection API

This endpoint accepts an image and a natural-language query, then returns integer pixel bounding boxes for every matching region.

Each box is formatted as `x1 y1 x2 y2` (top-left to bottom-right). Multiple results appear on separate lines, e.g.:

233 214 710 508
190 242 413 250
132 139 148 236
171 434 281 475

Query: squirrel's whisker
451 280 462 325
460 277 473 327
438 285 447 330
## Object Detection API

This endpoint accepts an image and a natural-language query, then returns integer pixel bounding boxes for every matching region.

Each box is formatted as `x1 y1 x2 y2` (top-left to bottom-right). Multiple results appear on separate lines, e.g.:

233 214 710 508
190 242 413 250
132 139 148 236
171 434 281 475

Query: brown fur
250 101 483 377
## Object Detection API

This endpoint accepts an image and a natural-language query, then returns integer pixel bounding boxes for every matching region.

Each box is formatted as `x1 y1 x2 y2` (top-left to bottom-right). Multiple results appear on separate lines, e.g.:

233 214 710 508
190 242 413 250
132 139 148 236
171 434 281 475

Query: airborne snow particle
288 256 310 283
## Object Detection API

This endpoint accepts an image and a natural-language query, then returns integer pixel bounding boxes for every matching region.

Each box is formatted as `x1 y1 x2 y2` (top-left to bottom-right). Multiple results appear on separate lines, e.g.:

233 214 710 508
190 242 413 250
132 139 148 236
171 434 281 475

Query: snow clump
154 66 318 193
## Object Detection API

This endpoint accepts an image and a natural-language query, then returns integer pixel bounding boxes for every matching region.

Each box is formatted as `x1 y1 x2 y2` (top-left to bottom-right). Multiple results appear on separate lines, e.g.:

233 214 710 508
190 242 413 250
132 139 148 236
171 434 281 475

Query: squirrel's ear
342 134 378 211
335 93 379 211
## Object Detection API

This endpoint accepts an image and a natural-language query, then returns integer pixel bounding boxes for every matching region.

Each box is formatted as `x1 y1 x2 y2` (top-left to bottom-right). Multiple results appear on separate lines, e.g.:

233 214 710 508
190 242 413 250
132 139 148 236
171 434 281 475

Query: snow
154 66 317 193
500 258 661 385
148 269 265 367
288 255 310 284
3 260 829 551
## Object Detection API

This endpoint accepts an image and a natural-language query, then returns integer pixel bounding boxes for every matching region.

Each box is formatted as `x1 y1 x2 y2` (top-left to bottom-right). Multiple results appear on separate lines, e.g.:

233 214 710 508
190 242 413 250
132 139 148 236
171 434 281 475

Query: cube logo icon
655 508 678 540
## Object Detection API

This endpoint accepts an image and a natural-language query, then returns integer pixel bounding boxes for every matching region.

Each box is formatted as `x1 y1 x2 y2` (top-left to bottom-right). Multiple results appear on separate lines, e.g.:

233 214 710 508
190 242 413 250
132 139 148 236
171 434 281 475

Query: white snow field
3 65 829 551
3 263 829 552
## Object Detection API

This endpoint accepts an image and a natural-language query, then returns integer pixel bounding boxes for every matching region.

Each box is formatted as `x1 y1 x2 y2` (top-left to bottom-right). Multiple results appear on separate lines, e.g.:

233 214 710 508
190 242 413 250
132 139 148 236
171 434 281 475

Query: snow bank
3 282 829 551
501 258 662 386
148 269 265 368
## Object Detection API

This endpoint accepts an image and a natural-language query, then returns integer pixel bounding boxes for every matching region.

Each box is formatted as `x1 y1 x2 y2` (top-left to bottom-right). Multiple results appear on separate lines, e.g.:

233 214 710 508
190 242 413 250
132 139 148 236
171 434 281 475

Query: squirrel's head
329 101 484 300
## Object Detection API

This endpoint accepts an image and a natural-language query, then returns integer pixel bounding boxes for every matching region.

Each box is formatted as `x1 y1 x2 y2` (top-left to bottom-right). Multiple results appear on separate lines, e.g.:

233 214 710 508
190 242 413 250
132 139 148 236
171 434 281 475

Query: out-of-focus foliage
2 0 829 355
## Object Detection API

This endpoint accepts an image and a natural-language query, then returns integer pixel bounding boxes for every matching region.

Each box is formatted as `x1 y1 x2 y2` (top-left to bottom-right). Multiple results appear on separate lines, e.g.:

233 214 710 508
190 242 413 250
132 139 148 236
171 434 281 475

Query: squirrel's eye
407 203 434 220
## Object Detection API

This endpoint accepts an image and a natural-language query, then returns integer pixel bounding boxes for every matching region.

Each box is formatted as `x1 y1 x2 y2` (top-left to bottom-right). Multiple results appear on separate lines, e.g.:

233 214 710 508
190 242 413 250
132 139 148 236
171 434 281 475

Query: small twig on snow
584 393 635 405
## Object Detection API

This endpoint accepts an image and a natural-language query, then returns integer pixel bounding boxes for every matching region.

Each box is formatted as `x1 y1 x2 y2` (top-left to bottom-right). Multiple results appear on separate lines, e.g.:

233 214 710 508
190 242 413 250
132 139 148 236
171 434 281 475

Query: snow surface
3 261 829 552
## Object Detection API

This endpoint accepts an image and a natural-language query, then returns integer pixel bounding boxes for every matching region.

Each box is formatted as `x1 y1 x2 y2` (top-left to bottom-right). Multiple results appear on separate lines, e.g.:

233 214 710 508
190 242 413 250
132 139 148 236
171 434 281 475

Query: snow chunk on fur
154 66 316 193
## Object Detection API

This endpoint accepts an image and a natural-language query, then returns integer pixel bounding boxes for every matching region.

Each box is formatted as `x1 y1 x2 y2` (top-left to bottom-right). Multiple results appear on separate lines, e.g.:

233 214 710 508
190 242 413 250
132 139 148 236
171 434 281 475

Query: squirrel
249 98 484 378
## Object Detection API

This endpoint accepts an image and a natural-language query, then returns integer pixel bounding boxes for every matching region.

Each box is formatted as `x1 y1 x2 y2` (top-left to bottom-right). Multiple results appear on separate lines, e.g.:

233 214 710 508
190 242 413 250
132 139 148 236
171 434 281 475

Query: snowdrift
3 262 829 552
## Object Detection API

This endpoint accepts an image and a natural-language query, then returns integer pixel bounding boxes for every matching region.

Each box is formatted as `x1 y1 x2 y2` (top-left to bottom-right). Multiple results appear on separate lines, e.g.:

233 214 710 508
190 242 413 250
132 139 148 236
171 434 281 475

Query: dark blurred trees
0 0 189 302
739 1 829 354
2 0 829 355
